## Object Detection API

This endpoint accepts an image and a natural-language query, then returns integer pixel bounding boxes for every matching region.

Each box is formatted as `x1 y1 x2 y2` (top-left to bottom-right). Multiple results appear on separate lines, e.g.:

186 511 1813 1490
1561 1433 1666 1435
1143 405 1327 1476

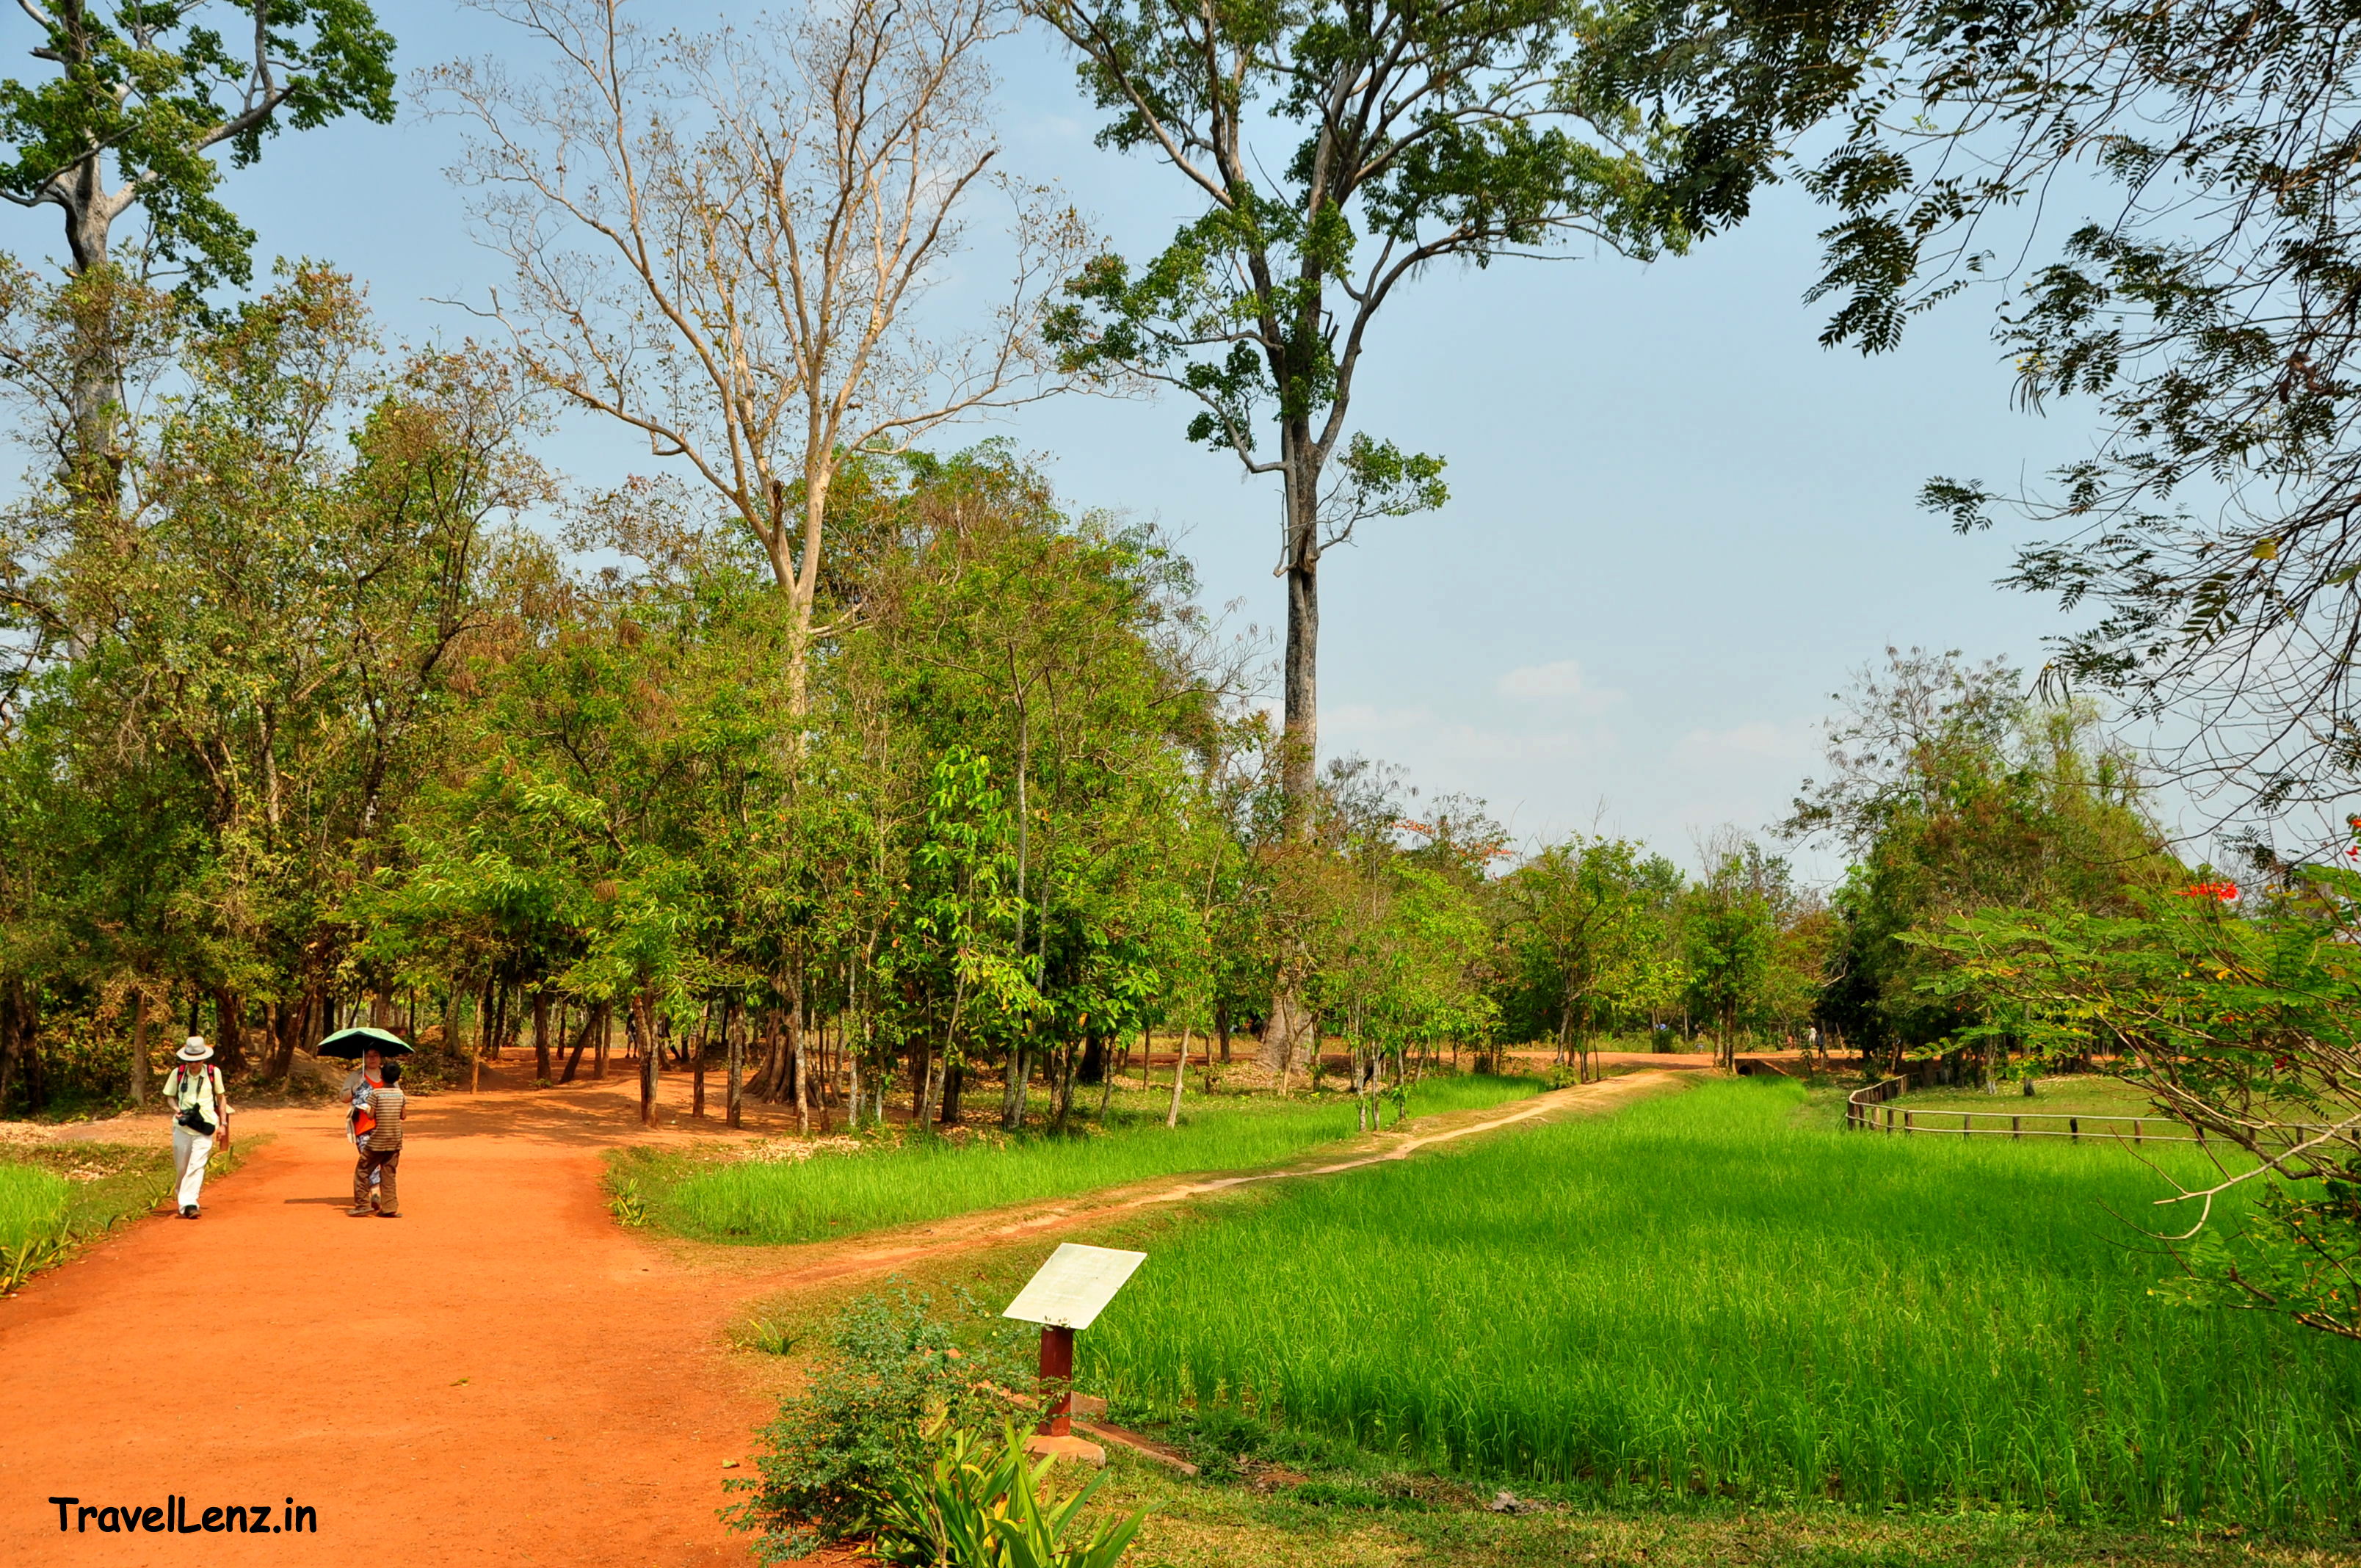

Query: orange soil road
0 1064 1692 1567
0 1070 783 1568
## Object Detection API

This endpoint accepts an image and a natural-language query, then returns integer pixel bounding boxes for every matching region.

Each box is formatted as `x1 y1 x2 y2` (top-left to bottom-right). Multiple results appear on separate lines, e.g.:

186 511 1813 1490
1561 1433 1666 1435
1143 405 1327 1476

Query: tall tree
1500 833 1678 1081
1680 839 1779 1069
1785 648 2176 1070
1034 0 1876 821
1805 0 2361 833
0 0 396 482
432 0 1092 714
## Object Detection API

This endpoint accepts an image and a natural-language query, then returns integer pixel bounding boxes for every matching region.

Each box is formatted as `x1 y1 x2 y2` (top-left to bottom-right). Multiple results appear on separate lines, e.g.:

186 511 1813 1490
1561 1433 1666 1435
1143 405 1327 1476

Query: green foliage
0 0 397 285
0 265 550 1097
724 1288 1034 1561
1038 0 1879 469
871 1419 1145 1568
1912 854 2361 1341
1804 0 2361 809
1499 835 1683 1072
1084 1081 2361 1526
1786 650 2175 1062
1680 846 1779 1064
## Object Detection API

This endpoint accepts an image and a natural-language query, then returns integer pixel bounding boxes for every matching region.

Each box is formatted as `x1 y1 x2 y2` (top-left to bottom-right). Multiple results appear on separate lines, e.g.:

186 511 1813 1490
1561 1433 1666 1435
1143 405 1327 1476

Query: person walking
341 1048 387 1209
349 1061 406 1219
162 1038 231 1219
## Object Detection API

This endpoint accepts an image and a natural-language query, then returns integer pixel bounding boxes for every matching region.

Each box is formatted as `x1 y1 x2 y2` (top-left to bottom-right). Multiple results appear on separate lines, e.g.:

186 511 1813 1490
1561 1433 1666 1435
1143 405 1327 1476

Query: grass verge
1069 1448 2349 1568
617 1072 1547 1246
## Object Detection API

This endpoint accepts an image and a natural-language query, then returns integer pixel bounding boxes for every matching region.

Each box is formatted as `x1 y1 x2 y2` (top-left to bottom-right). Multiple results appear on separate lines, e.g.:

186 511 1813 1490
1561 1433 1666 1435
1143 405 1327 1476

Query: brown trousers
353 1147 401 1213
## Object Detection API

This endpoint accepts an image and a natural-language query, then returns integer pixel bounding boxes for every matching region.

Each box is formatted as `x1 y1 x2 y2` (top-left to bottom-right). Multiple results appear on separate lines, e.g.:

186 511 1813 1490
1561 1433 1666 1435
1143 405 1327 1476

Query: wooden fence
1843 1077 2202 1143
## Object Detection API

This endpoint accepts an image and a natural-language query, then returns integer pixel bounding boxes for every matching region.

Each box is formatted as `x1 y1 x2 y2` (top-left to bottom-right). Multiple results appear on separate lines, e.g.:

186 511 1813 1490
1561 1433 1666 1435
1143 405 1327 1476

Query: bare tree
427 0 1093 710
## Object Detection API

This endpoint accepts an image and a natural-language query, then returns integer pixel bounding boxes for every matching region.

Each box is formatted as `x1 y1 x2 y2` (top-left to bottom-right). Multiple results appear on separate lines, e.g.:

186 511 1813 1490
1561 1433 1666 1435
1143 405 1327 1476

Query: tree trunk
266 998 295 1085
532 990 552 1084
1000 1041 1027 1131
1259 987 1312 1079
793 1022 810 1134
1051 1045 1077 1132
914 1037 937 1130
593 1003 610 1080
0 977 37 1112
1078 1035 1106 1086
128 987 150 1105
1281 449 1320 817
692 998 709 1119
939 1059 963 1125
1216 999 1231 1064
1166 1025 1193 1128
634 992 659 1127
561 1003 599 1084
727 1001 744 1129
211 987 247 1078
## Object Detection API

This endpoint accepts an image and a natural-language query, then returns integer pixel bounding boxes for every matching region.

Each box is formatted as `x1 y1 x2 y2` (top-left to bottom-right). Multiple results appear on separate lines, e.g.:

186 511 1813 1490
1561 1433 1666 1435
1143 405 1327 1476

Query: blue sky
6 2 2117 879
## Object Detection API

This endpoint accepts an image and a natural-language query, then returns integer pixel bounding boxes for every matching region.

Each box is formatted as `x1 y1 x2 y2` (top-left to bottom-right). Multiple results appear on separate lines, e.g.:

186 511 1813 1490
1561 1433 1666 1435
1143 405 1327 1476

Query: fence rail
1843 1077 2203 1143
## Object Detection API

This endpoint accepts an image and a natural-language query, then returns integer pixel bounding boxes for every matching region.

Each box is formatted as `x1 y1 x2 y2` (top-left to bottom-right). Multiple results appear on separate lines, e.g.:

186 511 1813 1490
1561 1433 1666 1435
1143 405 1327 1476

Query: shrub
724 1288 1033 1561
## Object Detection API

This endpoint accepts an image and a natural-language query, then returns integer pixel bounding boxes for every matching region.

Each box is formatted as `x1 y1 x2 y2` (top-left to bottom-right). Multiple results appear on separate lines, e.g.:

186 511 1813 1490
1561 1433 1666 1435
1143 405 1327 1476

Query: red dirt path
0 1061 1691 1567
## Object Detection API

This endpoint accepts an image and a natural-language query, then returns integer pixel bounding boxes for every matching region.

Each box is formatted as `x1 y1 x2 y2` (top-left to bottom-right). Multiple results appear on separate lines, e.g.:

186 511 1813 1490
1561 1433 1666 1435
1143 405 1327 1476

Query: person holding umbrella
319 1027 412 1216
162 1037 230 1218
354 1061 406 1219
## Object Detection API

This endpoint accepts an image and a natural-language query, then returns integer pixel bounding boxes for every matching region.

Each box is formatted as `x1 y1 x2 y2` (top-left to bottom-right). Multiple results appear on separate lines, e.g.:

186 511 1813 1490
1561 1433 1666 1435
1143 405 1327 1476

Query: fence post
2011 1114 2020 1140
1904 1108 1914 1135
2070 1116 2079 1143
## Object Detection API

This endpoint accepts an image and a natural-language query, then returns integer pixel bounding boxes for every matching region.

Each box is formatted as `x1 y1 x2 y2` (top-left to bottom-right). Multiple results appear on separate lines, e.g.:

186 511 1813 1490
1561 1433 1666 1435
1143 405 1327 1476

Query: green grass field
1080 1078 2361 1528
634 1072 1545 1245
0 1162 68 1251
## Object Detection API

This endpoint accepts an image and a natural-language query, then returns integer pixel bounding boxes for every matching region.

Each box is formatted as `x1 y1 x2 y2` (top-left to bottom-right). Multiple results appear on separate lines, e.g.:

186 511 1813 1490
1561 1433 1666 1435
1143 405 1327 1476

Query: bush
724 1288 1034 1561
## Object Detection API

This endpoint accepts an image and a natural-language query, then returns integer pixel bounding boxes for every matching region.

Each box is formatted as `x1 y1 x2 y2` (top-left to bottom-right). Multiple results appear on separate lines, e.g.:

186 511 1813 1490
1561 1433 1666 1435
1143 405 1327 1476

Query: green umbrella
316 1026 413 1060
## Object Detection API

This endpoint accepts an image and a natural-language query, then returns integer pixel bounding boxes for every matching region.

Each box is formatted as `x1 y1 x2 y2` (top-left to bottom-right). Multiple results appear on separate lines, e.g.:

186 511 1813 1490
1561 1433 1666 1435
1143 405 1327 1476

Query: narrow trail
0 1064 1689 1567
709 1068 1689 1296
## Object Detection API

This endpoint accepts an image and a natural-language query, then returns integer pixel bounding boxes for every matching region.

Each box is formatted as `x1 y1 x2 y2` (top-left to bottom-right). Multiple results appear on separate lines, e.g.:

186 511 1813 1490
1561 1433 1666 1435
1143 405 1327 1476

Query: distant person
349 1062 405 1219
341 1048 388 1207
162 1037 231 1219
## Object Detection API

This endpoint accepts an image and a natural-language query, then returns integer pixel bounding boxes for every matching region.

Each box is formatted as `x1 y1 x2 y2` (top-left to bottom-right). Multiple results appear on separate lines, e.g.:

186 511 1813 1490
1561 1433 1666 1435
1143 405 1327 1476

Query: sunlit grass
642 1073 1545 1245
1083 1078 2360 1528
0 1162 68 1251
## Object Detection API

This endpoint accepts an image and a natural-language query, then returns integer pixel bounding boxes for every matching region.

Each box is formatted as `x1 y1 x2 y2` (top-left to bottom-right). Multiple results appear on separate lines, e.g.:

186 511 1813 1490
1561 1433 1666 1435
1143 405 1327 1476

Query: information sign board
1002 1243 1147 1330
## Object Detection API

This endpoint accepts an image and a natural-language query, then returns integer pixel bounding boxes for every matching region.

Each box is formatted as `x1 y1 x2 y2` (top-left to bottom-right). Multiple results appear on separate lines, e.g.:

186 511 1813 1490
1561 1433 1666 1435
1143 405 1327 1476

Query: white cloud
1496 659 1622 714
1325 702 1620 767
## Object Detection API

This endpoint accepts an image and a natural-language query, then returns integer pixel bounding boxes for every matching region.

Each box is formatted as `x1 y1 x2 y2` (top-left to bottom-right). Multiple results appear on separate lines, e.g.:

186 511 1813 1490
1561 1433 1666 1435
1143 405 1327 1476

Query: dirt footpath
0 1064 1689 1567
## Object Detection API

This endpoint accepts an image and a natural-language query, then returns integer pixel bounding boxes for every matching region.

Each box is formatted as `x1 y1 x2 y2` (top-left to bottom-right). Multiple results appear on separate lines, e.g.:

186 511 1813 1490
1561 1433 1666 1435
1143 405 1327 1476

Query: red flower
2179 881 2239 901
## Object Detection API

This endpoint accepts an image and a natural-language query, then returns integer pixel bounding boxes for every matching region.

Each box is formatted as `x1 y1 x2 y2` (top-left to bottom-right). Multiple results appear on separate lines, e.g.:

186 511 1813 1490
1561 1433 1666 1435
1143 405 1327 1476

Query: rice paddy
1080 1078 2361 1528
641 1072 1544 1245
0 1161 68 1252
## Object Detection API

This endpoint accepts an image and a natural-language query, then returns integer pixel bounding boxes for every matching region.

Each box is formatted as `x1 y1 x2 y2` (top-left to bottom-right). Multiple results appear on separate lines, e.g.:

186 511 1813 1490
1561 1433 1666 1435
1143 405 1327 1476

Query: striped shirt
366 1086 406 1151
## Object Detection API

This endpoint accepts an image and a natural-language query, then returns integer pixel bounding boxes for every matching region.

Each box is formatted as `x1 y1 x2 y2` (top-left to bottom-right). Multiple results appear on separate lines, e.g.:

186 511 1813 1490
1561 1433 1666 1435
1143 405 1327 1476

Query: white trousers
171 1122 214 1211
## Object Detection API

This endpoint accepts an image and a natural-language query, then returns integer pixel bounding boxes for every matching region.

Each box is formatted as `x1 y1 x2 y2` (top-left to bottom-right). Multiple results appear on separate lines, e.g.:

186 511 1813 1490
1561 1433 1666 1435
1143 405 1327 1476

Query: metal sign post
1002 1243 1147 1463
1037 1322 1076 1436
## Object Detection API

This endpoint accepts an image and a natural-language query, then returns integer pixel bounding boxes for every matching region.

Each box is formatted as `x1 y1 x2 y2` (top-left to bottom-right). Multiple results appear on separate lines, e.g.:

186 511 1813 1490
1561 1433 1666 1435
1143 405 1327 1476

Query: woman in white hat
162 1037 232 1218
